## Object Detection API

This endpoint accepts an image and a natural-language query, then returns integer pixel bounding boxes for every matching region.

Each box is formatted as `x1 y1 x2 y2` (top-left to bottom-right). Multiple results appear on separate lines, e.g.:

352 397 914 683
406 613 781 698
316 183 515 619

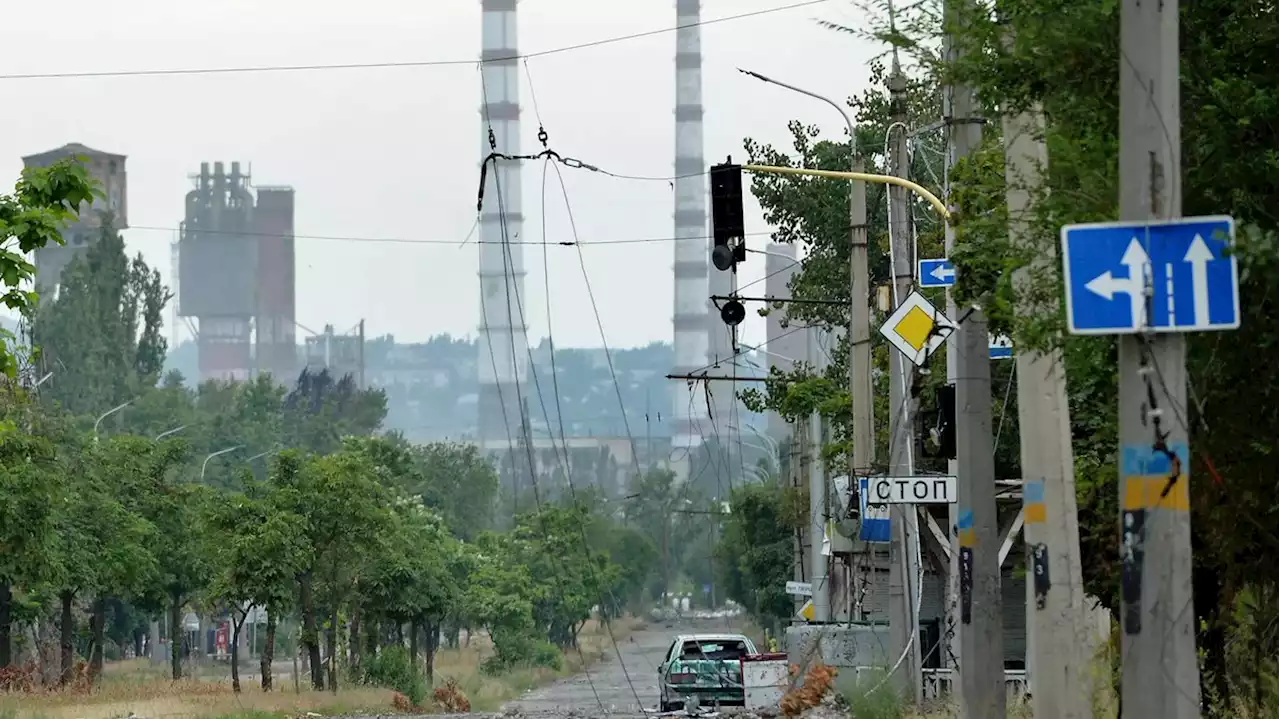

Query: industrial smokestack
476 0 528 445
672 0 712 451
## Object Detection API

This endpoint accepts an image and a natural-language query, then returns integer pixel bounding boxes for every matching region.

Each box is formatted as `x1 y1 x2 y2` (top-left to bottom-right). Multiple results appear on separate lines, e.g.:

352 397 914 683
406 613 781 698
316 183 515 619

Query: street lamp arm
743 164 951 220
93 400 134 440
738 68 857 153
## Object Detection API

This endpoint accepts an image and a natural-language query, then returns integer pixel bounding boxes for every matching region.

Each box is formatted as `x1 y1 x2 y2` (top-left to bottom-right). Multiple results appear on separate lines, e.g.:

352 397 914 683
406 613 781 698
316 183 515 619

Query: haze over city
0 0 879 349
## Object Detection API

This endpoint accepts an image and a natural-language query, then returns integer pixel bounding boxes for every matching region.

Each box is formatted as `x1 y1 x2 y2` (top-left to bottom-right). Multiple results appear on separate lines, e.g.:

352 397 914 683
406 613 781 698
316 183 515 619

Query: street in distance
1060 215 1240 335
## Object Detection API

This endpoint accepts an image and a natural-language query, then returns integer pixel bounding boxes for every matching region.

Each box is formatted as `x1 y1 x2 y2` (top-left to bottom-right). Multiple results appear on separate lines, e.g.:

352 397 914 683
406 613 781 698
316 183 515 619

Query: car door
659 639 679 702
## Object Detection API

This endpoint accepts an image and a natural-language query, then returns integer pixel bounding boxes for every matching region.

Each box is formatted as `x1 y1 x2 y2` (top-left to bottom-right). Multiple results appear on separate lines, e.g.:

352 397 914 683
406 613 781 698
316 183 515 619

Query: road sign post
918 258 957 288
1060 216 1239 336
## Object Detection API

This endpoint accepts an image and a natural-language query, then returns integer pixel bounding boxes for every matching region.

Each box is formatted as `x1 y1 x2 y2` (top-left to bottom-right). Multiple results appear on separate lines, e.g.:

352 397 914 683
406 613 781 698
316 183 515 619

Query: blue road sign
918 258 956 288
858 477 891 543
1061 216 1240 335
989 334 1013 360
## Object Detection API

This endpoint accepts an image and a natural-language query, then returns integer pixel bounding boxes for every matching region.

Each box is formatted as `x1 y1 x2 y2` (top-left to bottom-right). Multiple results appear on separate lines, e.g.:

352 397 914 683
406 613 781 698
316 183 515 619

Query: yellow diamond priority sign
797 599 816 621
879 290 956 366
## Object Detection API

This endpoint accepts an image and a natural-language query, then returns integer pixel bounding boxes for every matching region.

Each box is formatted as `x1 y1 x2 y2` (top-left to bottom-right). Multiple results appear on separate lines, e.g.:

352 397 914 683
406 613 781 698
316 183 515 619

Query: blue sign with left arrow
1060 216 1240 335
918 258 956 288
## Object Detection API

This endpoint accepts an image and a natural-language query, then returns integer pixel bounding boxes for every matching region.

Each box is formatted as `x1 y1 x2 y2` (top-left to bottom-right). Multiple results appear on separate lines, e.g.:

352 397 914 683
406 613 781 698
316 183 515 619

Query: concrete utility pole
808 334 830 623
885 60 923 703
1004 105 1094 715
738 68 872 623
1118 0 1200 715
942 3 1006 714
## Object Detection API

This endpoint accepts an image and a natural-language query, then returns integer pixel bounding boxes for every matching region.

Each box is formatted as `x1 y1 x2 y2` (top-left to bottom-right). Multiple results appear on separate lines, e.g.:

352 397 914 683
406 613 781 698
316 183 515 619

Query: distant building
177 162 296 382
22 143 128 296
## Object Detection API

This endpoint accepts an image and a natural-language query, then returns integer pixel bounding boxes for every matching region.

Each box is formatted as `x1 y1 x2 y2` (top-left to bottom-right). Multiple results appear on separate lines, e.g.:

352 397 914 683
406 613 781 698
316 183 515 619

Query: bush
360 645 427 708
481 630 564 674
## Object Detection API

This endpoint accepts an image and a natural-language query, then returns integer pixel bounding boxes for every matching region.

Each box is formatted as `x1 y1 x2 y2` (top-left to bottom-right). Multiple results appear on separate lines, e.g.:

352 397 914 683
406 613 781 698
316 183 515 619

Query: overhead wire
0 0 831 81
129 222 780 247
478 70 607 713
516 65 657 707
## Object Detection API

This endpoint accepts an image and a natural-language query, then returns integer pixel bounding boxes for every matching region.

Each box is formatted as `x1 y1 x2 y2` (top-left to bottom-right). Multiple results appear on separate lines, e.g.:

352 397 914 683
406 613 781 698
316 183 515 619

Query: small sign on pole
785 581 813 597
867 475 958 504
989 334 1014 360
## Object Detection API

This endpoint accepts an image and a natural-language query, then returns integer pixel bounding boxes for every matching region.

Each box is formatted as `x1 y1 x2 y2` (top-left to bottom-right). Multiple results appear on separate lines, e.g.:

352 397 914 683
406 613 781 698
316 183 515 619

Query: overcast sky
0 0 880 350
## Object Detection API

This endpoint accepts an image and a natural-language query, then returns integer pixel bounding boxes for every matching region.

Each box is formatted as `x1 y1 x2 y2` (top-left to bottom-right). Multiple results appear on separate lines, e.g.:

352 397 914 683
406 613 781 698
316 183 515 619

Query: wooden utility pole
1004 104 1094 715
942 1 1005 714
885 58 923 704
1117 0 1200 715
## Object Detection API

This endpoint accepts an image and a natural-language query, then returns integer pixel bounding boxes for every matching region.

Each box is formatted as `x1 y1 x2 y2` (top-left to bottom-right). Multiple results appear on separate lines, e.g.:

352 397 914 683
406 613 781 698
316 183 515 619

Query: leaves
0 159 100 377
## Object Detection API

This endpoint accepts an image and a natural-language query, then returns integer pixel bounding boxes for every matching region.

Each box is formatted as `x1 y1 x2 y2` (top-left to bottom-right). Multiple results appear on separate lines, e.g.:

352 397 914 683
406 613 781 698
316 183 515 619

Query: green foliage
715 480 804 632
359 644 427 707
31 219 168 417
0 159 99 378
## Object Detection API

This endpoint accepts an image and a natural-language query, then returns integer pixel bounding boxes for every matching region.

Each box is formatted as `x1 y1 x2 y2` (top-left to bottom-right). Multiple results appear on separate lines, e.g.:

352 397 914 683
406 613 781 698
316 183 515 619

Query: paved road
419 616 751 719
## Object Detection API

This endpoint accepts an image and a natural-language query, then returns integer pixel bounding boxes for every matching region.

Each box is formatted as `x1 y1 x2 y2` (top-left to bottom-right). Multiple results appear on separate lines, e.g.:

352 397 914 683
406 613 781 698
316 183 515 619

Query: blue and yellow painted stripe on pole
1121 442 1191 512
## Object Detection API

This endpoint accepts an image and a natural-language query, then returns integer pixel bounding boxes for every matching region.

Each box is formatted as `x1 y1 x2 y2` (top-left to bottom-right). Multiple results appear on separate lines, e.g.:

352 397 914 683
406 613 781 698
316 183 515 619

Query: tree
31 218 168 420
715 479 804 634
0 159 98 378
0 392 64 667
273 447 391 691
409 440 498 541
203 477 308 692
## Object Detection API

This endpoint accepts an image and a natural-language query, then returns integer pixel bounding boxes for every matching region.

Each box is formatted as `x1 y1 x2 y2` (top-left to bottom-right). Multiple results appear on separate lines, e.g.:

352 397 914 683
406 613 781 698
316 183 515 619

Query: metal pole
93 400 133 441
739 66 869 625
1004 103 1094 715
201 445 244 482
885 59 923 704
942 2 1005 713
1118 0 1199 715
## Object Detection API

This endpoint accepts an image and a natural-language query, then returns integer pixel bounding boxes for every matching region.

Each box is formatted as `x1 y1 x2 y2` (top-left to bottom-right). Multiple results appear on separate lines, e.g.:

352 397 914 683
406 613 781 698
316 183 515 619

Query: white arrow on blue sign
918 258 956 288
989 334 1013 360
1060 216 1240 335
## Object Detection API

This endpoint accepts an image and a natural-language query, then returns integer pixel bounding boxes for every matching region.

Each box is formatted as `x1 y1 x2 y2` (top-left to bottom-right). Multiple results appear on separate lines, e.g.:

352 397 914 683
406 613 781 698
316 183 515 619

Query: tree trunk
409 619 420 672
169 593 183 680
325 606 339 693
133 627 144 659
230 609 248 693
298 574 323 690
89 597 106 684
348 606 361 673
261 608 277 691
0 583 12 668
59 590 74 686
395 622 404 646
364 618 378 660
424 620 439 684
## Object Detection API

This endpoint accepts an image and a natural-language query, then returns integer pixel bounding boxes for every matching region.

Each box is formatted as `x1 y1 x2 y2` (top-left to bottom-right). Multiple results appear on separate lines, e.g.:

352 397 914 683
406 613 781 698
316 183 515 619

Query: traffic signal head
710 159 746 271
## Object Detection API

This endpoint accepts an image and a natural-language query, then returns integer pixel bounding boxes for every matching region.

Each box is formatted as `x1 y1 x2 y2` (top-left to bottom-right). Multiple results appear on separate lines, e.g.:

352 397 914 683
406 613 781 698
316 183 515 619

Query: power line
0 0 830 81
128 223 779 247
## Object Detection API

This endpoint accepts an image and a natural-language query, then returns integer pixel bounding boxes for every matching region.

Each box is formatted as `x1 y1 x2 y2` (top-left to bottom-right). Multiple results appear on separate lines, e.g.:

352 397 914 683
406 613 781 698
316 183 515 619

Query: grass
0 618 643 719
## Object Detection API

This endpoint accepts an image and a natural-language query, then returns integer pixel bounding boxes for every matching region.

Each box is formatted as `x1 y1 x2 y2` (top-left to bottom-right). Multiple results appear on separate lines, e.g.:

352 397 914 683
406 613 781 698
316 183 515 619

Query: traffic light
709 159 746 272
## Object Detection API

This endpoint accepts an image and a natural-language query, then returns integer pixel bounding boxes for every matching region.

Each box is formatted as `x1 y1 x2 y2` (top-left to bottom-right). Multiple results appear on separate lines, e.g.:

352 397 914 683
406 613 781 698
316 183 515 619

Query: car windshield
679 639 749 661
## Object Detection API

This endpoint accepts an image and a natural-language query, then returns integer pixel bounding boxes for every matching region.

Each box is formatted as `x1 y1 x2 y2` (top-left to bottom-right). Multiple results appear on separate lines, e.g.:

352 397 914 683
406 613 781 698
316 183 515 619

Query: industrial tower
177 162 297 383
671 0 713 450
476 0 529 444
